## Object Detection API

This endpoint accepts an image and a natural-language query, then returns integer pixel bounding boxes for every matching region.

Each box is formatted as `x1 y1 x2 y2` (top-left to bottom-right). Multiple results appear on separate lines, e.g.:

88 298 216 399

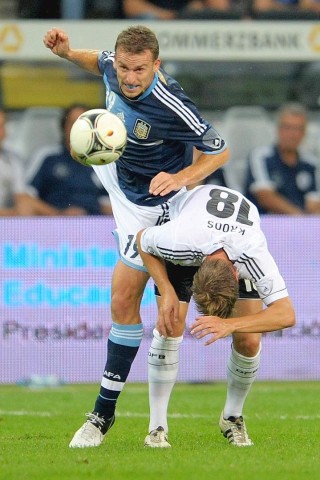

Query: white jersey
140 185 288 306
0 148 26 208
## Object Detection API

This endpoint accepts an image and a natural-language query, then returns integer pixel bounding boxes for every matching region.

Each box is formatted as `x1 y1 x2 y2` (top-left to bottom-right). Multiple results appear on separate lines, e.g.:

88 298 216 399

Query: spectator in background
26 104 112 216
251 0 320 18
18 0 123 19
122 0 235 20
252 0 298 13
299 0 320 13
0 107 55 216
18 0 61 18
245 102 320 215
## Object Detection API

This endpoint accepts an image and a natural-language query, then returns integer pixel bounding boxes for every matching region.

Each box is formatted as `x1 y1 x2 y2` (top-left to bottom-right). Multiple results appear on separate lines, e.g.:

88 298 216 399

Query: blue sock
94 322 143 418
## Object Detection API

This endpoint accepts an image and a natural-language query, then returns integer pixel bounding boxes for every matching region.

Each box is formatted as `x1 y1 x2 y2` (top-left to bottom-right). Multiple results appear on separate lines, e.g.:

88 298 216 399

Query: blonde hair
115 25 159 61
192 258 238 318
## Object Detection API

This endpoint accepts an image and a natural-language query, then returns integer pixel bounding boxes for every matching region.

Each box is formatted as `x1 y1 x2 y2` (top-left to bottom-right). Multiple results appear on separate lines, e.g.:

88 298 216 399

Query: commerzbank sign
157 22 320 60
0 20 320 61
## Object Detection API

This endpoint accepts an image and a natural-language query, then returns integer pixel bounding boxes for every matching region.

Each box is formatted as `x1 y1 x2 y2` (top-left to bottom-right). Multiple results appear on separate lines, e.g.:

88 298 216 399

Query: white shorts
93 162 186 271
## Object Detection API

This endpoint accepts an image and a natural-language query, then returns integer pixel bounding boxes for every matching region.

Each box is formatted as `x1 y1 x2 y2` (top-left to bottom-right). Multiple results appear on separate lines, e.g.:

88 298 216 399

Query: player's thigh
112 201 164 270
94 163 170 269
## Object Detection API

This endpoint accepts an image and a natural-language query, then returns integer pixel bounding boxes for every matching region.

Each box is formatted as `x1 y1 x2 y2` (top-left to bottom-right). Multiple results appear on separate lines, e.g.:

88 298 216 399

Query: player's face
114 47 161 99
278 113 306 152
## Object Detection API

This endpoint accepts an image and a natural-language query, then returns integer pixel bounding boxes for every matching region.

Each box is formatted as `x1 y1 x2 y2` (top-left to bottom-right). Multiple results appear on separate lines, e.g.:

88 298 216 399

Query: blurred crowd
0 105 113 218
0 0 319 20
1 101 320 218
0 1 319 217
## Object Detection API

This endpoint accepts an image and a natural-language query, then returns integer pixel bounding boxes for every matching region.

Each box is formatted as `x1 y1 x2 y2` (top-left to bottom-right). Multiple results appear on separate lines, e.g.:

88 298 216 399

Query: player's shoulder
153 69 201 124
98 50 114 61
98 51 115 71
157 68 180 86
156 68 190 99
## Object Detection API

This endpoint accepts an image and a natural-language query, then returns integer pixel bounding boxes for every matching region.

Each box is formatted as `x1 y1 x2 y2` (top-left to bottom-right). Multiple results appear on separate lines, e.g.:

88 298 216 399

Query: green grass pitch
0 382 319 480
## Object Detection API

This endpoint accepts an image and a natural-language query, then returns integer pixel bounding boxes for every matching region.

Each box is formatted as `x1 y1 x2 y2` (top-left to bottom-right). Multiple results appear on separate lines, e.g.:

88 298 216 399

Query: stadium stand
10 107 63 165
217 106 276 193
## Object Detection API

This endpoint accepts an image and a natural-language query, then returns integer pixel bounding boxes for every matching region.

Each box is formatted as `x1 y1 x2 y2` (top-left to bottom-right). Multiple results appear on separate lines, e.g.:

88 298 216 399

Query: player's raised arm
43 28 101 75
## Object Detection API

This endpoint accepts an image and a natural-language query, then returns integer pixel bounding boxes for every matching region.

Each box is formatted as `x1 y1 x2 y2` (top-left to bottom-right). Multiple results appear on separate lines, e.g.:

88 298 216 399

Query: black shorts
154 262 260 302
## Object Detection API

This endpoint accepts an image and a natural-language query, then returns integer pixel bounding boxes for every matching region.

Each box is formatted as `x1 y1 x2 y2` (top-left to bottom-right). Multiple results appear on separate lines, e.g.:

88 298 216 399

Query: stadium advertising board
0 216 319 384
0 20 320 61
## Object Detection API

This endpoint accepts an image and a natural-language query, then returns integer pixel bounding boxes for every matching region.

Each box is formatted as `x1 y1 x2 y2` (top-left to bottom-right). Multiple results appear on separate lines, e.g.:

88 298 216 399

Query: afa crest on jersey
133 119 151 139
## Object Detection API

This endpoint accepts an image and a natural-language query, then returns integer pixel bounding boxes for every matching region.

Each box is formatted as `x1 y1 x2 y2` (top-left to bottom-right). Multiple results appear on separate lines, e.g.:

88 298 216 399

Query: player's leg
144 300 188 448
70 164 162 448
93 261 149 411
69 261 148 448
225 300 262 419
145 264 197 448
220 280 262 447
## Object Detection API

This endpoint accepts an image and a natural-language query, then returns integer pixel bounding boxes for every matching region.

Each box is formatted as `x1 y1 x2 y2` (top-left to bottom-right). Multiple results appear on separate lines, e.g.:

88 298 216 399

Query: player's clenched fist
43 28 70 58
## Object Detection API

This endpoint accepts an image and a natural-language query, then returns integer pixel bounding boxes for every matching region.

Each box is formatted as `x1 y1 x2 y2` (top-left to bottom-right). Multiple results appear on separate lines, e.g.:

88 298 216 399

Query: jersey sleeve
156 79 227 155
140 223 175 260
255 270 288 305
238 239 289 305
97 50 114 74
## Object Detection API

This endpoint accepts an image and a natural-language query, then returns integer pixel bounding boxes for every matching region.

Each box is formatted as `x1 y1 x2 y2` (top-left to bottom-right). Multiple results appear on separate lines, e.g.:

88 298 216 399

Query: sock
148 328 183 433
223 343 261 419
94 322 143 418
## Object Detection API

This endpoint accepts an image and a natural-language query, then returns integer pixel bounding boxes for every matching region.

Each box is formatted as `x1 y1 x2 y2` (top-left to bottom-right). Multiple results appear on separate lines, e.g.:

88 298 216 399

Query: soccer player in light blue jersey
43 25 229 449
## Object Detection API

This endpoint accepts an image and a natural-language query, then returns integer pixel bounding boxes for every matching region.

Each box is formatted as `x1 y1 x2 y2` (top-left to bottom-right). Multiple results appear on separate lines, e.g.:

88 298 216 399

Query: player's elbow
281 300 296 329
283 309 296 329
273 297 296 330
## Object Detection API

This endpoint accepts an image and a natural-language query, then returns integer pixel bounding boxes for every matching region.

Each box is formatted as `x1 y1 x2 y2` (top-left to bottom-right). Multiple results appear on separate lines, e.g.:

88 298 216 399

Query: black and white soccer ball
70 109 127 166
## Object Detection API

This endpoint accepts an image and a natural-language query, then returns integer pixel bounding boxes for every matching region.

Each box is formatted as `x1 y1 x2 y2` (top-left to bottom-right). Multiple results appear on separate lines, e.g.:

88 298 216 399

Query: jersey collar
127 73 158 102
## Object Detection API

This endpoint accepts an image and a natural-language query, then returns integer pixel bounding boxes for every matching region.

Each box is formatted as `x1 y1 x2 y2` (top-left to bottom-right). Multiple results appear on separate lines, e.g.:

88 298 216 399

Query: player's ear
153 58 161 73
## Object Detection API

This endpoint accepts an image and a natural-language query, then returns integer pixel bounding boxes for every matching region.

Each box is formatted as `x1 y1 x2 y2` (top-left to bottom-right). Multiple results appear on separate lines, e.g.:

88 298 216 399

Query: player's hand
149 172 184 197
190 316 234 346
43 28 70 58
157 292 180 337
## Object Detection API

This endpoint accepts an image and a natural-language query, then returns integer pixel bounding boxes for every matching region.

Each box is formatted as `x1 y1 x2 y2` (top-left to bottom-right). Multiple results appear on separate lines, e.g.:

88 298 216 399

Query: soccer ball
70 109 127 166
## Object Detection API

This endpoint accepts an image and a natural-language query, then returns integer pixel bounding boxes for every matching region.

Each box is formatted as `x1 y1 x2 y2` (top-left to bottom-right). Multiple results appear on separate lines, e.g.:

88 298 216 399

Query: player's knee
233 334 261 357
111 289 142 323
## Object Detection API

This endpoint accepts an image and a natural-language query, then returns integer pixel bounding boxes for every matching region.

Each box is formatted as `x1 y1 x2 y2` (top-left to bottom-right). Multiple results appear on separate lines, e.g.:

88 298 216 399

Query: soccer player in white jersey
137 184 295 446
43 25 229 448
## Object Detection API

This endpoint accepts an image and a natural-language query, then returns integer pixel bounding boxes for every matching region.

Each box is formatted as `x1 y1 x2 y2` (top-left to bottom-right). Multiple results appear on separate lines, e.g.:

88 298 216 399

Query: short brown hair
192 258 239 318
115 25 159 61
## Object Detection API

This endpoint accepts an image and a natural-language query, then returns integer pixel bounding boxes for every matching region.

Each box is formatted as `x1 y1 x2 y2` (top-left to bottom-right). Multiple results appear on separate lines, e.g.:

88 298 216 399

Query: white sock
223 344 261 419
148 328 183 433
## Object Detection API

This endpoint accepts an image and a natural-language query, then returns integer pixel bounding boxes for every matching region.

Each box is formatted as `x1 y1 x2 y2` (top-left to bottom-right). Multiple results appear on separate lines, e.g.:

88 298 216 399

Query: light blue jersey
98 51 226 206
